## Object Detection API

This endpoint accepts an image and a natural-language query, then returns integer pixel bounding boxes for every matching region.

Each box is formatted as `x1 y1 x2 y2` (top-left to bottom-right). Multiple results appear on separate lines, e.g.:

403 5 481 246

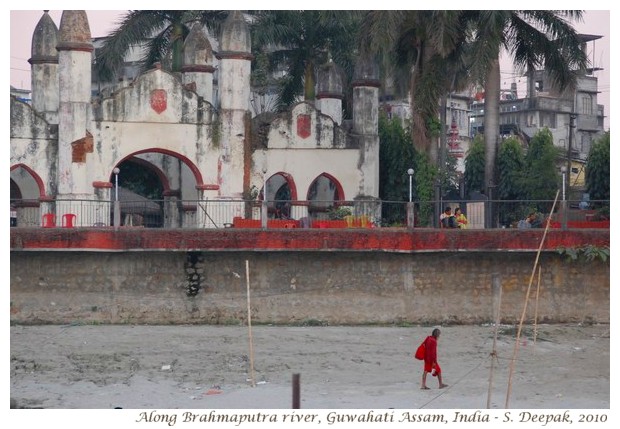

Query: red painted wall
10 228 609 252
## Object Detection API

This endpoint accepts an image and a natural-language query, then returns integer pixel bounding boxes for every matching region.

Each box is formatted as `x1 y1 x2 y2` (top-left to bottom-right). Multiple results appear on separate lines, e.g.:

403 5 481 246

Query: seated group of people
517 212 543 229
440 206 468 229
441 207 545 229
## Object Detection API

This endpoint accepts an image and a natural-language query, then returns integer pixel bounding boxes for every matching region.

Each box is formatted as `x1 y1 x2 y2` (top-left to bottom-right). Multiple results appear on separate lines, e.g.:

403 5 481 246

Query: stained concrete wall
10 250 609 325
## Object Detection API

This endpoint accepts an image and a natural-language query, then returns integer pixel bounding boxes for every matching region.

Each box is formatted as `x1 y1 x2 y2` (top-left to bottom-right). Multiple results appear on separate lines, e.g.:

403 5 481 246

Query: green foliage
497 137 526 225
211 116 221 147
378 114 437 226
413 152 438 227
439 153 460 199
497 137 524 200
327 206 352 220
556 245 610 264
251 11 361 111
464 134 485 196
426 116 442 139
118 161 163 200
521 128 560 202
95 11 227 82
378 114 416 225
378 114 416 203
585 131 610 201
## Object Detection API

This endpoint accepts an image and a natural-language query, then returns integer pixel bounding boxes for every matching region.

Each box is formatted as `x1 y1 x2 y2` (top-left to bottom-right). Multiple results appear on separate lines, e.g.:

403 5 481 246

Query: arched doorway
110 159 166 227
307 173 345 220
264 172 298 219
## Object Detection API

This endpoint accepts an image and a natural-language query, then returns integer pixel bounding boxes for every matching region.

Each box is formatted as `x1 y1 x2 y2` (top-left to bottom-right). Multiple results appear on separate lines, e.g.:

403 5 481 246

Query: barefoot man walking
421 328 448 390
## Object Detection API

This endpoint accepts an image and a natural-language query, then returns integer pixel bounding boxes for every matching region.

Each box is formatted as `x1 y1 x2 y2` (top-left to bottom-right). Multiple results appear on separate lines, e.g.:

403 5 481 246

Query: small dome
317 61 344 97
219 11 251 53
183 24 213 67
30 11 59 62
57 10 93 51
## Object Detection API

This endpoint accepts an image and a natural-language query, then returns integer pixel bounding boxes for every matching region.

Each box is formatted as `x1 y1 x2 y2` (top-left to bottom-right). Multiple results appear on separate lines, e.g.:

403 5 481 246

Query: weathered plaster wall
9 250 608 326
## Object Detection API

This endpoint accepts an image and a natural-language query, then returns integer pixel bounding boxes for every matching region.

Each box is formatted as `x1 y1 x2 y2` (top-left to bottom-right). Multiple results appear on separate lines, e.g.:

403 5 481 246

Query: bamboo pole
486 274 502 409
246 260 256 387
533 265 542 345
505 190 559 408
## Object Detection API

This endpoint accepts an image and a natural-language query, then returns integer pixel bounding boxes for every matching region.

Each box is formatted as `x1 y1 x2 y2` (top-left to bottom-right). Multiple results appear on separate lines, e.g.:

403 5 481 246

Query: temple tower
352 54 380 198
56 10 93 198
182 24 215 104
29 10 59 124
316 60 344 125
215 11 252 198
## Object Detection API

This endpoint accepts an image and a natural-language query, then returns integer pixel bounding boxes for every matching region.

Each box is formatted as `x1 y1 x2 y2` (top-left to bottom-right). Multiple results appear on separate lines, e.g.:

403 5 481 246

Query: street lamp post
113 167 120 229
407 168 414 228
407 168 414 203
561 166 567 229
261 167 268 228
113 168 120 201
561 166 566 201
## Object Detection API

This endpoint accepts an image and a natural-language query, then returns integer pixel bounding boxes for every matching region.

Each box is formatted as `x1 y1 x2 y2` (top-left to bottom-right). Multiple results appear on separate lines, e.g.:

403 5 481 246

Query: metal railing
10 198 609 229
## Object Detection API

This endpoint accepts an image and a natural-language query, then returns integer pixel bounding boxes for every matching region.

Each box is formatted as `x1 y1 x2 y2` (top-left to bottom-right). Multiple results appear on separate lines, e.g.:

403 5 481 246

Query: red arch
10 163 47 199
110 156 172 193
307 172 345 201
265 171 298 201
113 148 205 188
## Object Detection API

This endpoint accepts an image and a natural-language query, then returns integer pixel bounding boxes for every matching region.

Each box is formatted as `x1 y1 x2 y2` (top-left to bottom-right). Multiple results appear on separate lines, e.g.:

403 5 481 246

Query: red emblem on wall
150 89 167 114
297 114 311 139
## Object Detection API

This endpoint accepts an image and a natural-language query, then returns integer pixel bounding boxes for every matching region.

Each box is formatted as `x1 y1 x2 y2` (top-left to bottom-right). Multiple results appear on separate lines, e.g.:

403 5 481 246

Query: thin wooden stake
487 274 502 409
505 190 559 408
533 265 542 345
246 260 256 387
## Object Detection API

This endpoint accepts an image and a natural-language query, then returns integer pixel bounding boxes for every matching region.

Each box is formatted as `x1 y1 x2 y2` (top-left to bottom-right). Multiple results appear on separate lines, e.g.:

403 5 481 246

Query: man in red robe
421 328 448 389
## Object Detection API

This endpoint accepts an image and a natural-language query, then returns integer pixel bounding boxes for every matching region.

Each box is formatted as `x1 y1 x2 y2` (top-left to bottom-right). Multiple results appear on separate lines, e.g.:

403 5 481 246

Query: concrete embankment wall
10 249 609 325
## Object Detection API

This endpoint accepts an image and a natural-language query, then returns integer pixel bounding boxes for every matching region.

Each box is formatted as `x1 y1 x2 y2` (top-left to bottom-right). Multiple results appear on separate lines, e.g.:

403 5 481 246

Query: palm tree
251 11 362 111
466 11 588 200
95 10 227 82
359 11 472 163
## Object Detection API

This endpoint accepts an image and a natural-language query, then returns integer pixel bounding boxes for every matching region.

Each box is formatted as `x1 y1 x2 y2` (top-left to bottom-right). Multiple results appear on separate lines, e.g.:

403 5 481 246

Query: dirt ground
9 322 609 412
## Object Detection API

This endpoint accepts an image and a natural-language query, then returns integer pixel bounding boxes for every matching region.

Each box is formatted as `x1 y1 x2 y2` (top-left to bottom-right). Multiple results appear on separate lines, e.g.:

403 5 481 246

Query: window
581 133 592 154
581 95 592 115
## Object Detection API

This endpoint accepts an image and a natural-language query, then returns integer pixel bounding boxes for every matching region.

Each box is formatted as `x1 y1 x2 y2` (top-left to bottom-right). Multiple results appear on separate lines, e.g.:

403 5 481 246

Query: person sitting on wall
454 207 468 229
440 207 458 228
518 212 542 229
527 212 543 228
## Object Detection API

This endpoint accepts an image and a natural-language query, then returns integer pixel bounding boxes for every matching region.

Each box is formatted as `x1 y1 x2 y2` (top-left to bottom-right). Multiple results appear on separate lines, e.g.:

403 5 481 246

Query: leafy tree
585 131 610 202
497 136 526 225
379 114 416 202
117 160 163 200
378 113 438 226
250 51 277 114
378 114 416 225
521 128 560 211
251 11 361 111
413 152 438 227
359 11 472 162
497 136 524 200
464 134 485 196
466 11 588 199
95 10 227 82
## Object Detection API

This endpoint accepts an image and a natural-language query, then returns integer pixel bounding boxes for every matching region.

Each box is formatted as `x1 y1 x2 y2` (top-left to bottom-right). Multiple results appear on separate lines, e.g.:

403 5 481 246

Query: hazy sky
8 10 611 130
